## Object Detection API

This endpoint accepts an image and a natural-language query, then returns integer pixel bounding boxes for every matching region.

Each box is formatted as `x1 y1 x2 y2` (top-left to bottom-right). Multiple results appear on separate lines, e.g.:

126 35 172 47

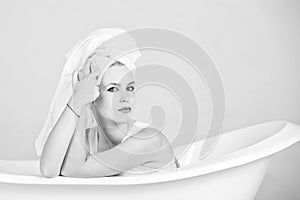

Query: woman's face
95 63 135 124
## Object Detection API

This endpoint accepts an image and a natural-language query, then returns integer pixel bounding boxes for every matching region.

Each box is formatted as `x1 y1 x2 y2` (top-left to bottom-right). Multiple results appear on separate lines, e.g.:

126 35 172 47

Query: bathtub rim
0 120 299 186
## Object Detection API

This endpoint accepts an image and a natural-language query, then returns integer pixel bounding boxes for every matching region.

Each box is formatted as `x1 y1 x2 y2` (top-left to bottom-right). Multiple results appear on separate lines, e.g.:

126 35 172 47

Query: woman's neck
91 104 135 145
101 118 128 143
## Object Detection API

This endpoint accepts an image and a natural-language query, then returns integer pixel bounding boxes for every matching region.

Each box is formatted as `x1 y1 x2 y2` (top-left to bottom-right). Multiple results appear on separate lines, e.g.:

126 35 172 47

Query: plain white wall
0 0 299 199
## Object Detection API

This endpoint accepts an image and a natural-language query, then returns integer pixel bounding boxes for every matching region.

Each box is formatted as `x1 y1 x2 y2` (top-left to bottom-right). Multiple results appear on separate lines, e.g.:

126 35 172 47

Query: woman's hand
72 67 100 113
71 46 114 113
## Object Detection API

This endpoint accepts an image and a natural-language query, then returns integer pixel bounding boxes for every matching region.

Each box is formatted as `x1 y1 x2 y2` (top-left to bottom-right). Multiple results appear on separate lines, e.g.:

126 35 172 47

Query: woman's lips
118 107 131 113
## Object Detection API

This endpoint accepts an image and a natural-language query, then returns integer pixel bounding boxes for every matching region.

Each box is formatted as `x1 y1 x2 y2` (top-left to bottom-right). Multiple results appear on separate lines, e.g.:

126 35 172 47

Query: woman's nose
119 91 130 103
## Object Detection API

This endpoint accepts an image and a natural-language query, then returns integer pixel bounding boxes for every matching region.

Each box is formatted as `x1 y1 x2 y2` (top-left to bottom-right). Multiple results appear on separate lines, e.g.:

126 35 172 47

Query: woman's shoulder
120 121 176 168
133 123 171 150
133 124 176 168
120 121 160 148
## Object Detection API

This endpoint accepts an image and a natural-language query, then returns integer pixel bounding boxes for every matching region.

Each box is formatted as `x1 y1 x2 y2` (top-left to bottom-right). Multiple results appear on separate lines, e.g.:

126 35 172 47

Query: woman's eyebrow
106 82 120 87
105 81 135 87
127 81 135 85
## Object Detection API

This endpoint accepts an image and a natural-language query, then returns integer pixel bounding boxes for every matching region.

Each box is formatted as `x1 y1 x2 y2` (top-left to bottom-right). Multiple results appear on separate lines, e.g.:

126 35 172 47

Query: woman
39 28 180 178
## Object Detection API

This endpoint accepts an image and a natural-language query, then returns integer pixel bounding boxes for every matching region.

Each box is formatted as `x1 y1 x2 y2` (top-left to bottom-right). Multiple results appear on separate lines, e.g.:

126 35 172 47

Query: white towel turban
35 28 141 156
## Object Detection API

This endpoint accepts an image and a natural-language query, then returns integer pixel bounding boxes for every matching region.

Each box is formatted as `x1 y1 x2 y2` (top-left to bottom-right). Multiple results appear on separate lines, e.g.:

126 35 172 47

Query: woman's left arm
71 128 172 178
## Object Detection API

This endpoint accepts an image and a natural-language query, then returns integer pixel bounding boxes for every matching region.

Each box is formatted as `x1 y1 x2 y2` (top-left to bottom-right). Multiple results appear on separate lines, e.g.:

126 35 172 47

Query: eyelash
107 86 135 92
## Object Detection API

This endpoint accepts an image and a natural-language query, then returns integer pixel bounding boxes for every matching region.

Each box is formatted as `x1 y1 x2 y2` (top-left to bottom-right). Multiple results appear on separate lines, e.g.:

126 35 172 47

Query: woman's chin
113 114 132 124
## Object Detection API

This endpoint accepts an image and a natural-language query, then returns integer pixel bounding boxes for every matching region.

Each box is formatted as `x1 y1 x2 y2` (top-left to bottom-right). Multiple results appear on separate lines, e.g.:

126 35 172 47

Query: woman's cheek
130 95 135 105
102 95 114 110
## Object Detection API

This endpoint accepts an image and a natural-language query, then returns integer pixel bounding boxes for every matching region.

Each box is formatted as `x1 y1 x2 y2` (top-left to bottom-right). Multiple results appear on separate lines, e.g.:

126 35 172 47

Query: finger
87 48 111 64
82 62 94 79
85 59 100 74
85 68 101 80
88 56 111 72
77 73 80 81
77 69 85 81
87 52 111 62
87 52 97 60
89 62 92 73
93 46 113 56
90 69 101 77
83 63 91 76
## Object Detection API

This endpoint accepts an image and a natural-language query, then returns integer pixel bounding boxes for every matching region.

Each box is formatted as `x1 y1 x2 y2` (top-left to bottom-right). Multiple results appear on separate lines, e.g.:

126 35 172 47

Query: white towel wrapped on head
35 28 141 156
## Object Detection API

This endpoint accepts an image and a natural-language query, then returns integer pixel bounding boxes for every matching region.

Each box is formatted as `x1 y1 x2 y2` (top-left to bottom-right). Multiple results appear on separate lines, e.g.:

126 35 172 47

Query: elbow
39 159 60 178
40 168 59 178
60 166 79 177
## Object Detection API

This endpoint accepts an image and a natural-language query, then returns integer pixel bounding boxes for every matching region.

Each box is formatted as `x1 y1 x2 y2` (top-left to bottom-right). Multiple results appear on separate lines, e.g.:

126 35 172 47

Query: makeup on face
95 64 136 123
104 81 135 114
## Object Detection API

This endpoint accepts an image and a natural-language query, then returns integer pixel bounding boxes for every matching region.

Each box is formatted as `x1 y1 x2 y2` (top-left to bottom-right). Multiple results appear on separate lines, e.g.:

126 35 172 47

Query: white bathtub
0 120 299 200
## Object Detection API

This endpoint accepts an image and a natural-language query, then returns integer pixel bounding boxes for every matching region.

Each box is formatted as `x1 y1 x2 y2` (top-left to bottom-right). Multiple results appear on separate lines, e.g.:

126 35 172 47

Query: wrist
66 103 80 118
68 98 85 116
73 103 84 116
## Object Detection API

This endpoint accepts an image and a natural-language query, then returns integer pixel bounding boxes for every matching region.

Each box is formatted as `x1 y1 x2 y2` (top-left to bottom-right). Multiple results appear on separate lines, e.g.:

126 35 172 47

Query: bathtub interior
202 121 288 159
0 121 290 178
174 121 288 165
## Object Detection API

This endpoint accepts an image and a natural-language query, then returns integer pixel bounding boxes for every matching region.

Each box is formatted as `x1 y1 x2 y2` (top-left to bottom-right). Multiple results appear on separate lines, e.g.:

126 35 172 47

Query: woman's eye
127 86 135 91
107 87 119 92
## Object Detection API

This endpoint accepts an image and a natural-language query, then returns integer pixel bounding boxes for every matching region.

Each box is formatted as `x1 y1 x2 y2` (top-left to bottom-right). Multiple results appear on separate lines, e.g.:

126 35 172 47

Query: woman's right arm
39 98 83 178
40 60 101 178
